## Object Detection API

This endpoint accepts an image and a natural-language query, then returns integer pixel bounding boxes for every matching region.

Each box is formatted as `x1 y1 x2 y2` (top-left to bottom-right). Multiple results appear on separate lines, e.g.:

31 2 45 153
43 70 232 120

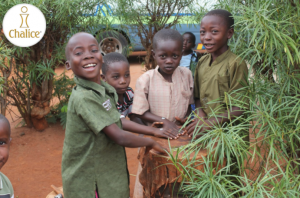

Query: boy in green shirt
186 9 248 136
61 32 165 198
0 114 14 198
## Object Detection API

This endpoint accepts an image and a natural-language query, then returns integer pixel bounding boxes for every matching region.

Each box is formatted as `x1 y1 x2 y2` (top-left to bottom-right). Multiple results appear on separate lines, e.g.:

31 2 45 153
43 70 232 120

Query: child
0 114 14 198
62 32 165 198
179 32 201 77
132 29 194 133
101 52 178 139
186 9 249 136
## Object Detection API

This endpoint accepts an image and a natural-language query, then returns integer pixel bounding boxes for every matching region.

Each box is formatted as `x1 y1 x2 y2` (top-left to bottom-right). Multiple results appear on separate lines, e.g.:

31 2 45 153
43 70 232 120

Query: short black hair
65 32 96 60
102 52 129 75
205 9 234 29
153 29 183 50
0 114 10 134
183 32 196 44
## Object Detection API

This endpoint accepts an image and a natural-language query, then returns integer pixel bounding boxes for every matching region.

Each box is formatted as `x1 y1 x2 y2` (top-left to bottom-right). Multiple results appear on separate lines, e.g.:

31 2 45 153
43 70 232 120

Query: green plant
0 0 103 130
46 72 75 129
168 0 300 196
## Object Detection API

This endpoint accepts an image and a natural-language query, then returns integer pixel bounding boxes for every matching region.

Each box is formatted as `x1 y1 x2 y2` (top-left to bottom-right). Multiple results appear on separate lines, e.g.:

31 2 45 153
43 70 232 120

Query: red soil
3 57 146 198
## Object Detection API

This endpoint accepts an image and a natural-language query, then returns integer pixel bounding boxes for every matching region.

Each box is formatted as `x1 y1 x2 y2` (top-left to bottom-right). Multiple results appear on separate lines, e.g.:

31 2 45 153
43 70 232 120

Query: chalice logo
2 4 46 47
20 6 29 28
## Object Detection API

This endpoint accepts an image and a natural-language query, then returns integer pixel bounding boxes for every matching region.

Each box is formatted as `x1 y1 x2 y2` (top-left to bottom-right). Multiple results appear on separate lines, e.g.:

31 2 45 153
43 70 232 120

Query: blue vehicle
90 4 205 56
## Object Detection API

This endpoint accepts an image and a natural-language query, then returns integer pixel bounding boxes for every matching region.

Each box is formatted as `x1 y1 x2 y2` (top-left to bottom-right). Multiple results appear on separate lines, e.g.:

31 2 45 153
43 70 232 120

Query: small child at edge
61 32 165 198
0 114 14 198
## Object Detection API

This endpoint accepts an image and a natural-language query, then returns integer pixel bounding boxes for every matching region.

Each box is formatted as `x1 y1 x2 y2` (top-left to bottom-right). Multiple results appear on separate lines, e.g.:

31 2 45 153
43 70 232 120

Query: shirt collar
74 76 117 101
209 48 231 66
154 66 179 82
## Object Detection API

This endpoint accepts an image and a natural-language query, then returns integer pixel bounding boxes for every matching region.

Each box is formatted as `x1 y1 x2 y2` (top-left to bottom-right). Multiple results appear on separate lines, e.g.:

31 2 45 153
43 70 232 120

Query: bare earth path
3 57 145 198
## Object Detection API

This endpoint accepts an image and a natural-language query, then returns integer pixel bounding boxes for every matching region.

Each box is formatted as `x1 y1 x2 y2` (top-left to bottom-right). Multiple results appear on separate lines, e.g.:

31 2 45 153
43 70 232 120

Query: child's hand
152 128 179 139
186 119 204 137
151 122 164 128
162 119 181 136
145 140 167 155
174 116 187 125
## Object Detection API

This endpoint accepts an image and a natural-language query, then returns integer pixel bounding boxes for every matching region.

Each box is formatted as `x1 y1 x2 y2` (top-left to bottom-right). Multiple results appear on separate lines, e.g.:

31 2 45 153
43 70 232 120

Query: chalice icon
20 6 29 28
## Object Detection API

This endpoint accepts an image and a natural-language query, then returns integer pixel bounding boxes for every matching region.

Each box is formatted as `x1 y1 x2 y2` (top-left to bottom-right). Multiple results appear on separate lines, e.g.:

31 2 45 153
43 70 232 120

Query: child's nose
165 57 173 63
203 33 212 40
119 77 126 84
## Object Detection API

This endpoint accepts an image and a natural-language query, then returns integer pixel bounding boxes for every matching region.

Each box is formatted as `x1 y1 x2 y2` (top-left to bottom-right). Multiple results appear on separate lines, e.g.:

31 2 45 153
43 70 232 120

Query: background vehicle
89 4 205 56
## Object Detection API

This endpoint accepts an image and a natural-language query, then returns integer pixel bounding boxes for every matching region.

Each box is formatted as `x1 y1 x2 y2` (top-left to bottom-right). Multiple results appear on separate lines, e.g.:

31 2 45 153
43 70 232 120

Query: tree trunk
31 78 53 131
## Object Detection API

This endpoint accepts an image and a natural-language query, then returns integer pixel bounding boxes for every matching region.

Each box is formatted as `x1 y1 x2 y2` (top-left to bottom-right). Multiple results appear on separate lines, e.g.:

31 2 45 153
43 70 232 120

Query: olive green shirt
194 48 248 115
62 77 129 198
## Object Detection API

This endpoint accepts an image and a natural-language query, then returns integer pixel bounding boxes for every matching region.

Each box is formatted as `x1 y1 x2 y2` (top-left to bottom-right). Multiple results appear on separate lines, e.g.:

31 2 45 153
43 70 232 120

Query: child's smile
200 15 233 60
65 33 103 84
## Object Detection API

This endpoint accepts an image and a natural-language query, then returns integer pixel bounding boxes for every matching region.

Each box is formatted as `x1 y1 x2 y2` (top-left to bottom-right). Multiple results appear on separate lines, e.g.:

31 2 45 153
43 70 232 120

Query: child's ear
100 74 106 81
65 61 71 70
227 28 234 39
151 50 155 58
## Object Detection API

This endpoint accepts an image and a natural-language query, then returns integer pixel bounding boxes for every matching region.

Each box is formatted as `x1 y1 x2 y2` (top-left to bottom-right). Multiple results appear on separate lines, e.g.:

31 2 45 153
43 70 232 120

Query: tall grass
169 0 300 197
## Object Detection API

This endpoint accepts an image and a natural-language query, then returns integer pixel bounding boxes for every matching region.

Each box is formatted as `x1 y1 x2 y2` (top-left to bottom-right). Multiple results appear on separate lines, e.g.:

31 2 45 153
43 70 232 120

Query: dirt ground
2 56 146 198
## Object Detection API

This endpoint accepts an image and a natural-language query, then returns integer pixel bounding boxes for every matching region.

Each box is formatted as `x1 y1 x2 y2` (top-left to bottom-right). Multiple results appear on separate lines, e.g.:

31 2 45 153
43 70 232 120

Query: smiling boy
62 32 165 198
0 114 14 198
132 29 194 133
186 9 249 136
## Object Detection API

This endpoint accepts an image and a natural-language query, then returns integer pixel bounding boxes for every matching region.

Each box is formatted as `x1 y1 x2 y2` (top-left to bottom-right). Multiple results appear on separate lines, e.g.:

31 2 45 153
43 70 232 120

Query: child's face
65 33 103 84
101 61 130 95
0 121 10 170
200 15 233 56
152 40 182 76
183 34 195 53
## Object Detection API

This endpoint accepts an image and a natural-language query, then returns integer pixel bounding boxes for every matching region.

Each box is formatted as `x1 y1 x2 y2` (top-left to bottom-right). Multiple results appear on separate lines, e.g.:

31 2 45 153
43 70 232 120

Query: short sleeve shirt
194 48 248 115
0 172 14 198
132 66 194 122
117 87 134 118
62 77 129 198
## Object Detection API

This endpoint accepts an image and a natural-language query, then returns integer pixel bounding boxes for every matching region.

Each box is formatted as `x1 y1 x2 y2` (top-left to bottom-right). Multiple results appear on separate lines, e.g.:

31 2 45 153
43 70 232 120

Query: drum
137 134 207 198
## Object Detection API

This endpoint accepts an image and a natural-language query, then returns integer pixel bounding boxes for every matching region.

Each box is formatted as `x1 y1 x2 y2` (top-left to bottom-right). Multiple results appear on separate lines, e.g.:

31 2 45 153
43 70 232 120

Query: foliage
0 0 102 129
113 0 204 70
46 72 75 129
168 0 300 197
0 40 14 115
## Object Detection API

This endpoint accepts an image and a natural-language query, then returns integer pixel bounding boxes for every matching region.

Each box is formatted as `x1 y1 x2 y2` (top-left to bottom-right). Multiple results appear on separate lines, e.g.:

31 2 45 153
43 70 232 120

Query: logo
102 99 112 111
2 4 46 47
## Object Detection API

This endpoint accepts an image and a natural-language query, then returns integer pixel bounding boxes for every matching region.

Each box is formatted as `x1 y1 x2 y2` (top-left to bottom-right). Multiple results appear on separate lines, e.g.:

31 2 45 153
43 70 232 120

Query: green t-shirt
194 48 249 116
0 172 14 198
62 77 129 198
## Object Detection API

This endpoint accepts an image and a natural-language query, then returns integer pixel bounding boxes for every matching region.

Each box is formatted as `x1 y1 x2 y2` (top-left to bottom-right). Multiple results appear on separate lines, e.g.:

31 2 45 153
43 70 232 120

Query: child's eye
75 52 82 56
113 76 119 79
0 141 7 146
159 55 166 58
92 49 98 53
212 30 218 33
173 55 179 58
125 74 130 77
200 31 205 34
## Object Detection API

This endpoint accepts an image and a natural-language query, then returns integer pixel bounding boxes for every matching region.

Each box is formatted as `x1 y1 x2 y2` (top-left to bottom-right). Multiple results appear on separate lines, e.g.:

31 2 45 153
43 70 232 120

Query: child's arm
102 123 166 153
137 112 182 135
186 106 244 137
121 118 178 139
